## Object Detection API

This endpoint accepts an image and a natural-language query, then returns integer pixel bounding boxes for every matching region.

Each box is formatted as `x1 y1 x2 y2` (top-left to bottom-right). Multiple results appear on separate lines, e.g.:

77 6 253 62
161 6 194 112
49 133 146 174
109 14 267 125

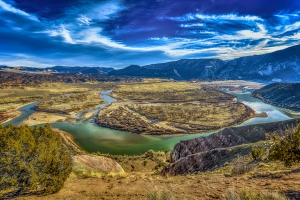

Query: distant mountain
0 65 8 70
0 65 115 74
49 66 114 74
109 44 300 81
252 82 300 111
109 59 225 79
218 45 300 82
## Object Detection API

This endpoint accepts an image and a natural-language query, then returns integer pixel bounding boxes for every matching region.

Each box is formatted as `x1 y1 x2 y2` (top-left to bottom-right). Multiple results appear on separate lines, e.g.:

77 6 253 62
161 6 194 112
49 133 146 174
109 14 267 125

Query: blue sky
1 0 300 68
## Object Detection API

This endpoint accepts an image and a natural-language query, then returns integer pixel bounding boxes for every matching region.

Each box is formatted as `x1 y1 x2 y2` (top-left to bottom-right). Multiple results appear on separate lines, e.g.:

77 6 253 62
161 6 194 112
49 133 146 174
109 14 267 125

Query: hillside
163 118 300 175
252 83 300 111
109 44 300 81
0 71 140 88
0 66 114 74
109 59 225 79
49 66 114 74
13 119 300 200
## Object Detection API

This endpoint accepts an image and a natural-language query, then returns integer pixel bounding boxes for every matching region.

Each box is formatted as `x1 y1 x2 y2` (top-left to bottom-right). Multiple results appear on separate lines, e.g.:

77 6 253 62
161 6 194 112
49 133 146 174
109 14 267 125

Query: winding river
4 89 300 155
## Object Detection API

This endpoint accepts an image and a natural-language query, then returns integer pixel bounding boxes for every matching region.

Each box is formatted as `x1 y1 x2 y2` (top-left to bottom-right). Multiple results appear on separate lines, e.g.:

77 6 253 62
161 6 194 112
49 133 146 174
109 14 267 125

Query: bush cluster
251 148 265 161
0 124 72 197
269 124 300 167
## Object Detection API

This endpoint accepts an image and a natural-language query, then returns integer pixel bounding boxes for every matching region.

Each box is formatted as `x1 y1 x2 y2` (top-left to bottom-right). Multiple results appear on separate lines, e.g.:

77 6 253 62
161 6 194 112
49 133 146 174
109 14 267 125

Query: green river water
4 90 299 155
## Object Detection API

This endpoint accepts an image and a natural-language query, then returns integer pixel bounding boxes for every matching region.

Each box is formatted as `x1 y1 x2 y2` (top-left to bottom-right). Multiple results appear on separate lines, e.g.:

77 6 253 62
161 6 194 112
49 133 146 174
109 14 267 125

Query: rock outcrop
73 155 124 173
163 118 300 175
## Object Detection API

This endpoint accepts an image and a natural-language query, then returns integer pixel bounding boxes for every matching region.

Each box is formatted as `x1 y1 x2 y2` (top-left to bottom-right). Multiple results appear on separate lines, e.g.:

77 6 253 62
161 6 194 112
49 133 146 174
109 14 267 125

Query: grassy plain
0 82 116 113
112 82 234 102
36 92 103 114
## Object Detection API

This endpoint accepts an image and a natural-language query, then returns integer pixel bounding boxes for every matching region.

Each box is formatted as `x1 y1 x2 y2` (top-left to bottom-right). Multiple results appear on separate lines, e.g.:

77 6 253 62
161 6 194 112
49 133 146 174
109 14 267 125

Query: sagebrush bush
231 155 254 175
147 189 174 200
251 148 265 161
0 124 72 197
269 124 300 167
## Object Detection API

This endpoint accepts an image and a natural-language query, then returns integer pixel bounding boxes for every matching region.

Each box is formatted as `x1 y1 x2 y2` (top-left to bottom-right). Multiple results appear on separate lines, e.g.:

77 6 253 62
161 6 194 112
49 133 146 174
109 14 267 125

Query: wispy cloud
1 0 300 67
169 13 263 22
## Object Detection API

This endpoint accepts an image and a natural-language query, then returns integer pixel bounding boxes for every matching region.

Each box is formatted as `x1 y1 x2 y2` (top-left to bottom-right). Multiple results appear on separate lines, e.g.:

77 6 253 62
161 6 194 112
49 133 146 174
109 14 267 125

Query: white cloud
49 25 75 44
180 23 205 28
169 13 263 22
77 15 92 26
0 0 38 21
81 1 124 21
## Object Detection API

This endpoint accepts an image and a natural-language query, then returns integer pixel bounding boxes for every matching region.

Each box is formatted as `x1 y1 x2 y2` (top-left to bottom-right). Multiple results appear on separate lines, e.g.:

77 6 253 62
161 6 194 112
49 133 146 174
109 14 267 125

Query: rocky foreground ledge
162 118 300 175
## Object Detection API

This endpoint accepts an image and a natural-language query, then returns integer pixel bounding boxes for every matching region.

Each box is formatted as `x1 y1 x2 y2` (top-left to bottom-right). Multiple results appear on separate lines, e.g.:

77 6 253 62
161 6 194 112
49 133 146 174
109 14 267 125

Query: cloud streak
0 0 300 68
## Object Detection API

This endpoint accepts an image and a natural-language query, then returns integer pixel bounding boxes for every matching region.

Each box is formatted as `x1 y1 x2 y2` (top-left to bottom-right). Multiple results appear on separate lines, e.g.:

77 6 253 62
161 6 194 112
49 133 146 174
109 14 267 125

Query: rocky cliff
163 118 300 175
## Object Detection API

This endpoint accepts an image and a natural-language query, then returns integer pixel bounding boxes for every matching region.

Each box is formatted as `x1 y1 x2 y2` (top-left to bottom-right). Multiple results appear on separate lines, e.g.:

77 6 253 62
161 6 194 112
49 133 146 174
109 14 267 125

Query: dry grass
128 102 250 127
147 189 174 200
0 82 115 112
97 102 253 134
16 161 300 200
227 187 288 200
113 82 234 102
22 112 67 126
36 91 103 114
231 155 255 176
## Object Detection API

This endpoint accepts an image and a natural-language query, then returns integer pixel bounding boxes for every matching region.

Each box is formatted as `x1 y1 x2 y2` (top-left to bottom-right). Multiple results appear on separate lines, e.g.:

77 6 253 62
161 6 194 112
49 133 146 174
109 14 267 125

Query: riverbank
0 110 22 124
53 128 86 155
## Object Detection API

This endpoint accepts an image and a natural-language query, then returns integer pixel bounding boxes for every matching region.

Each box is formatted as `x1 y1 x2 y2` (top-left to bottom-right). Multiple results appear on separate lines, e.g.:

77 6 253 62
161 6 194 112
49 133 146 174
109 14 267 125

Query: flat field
35 91 103 114
112 82 235 102
22 112 68 126
0 82 115 113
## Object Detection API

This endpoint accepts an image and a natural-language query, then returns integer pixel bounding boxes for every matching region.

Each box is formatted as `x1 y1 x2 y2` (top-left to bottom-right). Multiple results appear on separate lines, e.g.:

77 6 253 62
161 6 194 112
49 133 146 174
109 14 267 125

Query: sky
1 0 300 68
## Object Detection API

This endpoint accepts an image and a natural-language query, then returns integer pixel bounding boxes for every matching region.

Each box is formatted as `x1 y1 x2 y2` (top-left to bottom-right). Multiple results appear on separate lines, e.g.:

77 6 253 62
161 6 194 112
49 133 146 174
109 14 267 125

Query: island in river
96 82 255 134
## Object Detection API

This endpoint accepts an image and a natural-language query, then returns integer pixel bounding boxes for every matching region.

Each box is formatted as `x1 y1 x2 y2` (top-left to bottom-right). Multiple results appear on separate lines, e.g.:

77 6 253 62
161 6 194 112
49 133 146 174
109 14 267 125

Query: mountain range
109 44 300 82
2 44 300 82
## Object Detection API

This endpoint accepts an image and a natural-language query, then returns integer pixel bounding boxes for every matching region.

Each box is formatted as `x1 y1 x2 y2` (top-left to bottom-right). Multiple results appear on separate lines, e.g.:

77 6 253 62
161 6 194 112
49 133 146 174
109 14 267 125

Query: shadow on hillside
285 191 300 200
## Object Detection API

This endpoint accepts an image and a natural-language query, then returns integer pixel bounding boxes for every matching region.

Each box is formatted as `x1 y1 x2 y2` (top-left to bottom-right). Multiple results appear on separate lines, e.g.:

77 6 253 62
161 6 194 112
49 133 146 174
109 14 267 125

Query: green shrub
251 148 265 161
269 124 300 167
0 124 72 197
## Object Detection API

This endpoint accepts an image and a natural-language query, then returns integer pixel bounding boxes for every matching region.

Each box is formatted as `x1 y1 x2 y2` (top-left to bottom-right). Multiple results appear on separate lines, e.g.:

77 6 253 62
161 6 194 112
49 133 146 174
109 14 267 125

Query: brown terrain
0 110 21 124
14 119 300 200
96 102 254 135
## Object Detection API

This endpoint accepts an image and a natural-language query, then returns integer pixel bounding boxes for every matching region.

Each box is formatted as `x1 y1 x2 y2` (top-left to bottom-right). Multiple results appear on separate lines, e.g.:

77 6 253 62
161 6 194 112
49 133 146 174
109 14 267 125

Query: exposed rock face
73 155 124 173
164 149 239 176
163 118 300 175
